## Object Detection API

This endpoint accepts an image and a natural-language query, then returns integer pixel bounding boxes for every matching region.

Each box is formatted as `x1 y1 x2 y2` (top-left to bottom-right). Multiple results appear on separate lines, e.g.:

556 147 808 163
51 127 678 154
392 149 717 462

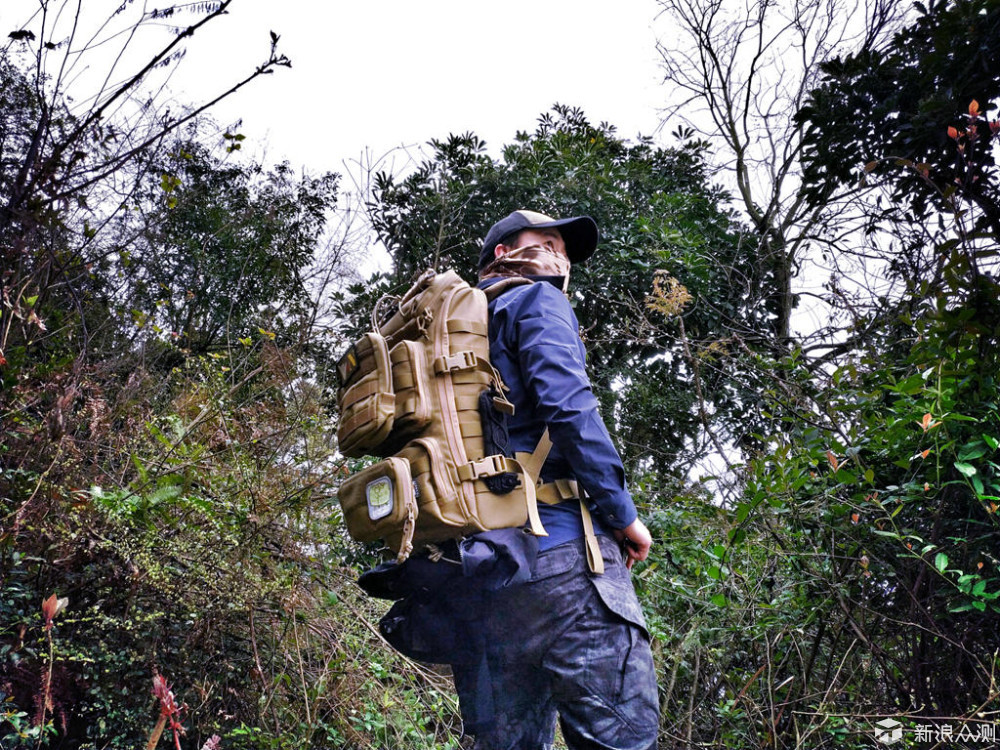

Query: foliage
1 6 456 748
117 137 338 354
647 0 1000 746
799 0 1000 237
1 317 462 748
634 276 1000 748
362 105 770 479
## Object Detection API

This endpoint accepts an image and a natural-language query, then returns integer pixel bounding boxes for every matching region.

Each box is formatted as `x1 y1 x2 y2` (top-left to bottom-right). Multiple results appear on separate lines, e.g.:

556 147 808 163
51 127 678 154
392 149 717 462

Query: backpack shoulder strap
483 276 533 302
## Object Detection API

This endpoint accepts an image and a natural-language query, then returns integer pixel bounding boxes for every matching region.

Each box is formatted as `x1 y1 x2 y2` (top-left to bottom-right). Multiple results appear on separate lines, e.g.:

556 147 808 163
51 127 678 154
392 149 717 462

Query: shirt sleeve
506 282 638 529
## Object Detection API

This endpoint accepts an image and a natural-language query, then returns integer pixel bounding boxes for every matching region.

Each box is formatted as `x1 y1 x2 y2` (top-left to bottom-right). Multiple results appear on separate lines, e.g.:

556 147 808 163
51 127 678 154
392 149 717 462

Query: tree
647 2 1000 743
799 0 1000 240
789 0 1000 720
362 105 769 481
0 7 389 747
119 138 338 355
656 0 904 344
1 1 291 370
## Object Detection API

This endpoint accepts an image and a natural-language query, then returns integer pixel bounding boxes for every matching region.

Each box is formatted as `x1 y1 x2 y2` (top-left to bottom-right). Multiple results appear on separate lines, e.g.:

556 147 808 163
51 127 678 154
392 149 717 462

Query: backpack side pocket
396 438 467 544
338 456 417 561
337 333 395 457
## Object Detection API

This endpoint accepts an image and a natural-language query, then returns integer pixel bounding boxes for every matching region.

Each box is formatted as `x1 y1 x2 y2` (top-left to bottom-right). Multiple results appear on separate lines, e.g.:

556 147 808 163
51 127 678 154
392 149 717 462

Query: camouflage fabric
467 535 659 750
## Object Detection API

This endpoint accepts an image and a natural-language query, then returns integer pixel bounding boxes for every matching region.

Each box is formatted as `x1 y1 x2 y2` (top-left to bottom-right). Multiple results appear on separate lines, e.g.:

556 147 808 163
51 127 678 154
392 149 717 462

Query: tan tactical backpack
335 269 549 562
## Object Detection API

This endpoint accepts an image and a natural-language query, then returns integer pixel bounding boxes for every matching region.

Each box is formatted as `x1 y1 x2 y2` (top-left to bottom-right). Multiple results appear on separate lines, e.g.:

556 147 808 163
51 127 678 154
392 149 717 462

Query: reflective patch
366 476 394 521
337 344 360 385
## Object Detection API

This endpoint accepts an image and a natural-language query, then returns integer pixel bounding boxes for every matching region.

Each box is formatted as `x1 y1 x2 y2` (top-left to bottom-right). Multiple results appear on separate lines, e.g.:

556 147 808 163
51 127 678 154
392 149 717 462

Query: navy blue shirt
480 277 638 549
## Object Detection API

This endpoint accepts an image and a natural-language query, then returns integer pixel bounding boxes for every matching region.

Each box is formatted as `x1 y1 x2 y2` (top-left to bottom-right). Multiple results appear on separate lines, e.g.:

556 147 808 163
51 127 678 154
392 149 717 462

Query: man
470 209 660 750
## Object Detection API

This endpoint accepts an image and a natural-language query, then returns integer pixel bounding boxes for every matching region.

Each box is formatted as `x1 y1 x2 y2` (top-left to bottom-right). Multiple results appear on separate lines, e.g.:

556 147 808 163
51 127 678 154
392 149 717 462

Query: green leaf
948 414 978 422
934 552 949 573
871 529 901 538
983 435 999 451
834 469 857 484
972 475 984 495
710 593 727 607
954 462 977 477
958 442 989 461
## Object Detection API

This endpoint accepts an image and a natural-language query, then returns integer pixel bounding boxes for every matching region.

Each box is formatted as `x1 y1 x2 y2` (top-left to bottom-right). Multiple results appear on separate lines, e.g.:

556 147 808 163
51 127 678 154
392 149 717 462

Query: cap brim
531 215 599 264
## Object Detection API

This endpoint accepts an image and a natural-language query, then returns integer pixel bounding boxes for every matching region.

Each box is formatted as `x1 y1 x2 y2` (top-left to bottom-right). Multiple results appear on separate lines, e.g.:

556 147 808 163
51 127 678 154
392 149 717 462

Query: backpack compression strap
456 453 547 538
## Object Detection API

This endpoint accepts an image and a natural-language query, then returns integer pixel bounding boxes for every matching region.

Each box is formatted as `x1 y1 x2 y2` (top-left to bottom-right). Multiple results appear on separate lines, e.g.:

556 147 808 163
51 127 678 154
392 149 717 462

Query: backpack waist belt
533 478 604 576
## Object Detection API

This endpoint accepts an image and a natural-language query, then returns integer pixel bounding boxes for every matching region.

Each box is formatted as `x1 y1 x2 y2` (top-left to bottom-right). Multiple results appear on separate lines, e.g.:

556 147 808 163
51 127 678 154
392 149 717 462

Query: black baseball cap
478 210 599 271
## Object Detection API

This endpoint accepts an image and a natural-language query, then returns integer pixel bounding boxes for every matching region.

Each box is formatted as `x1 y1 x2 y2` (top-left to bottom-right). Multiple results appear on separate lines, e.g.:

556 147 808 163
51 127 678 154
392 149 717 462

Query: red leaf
41 594 67 630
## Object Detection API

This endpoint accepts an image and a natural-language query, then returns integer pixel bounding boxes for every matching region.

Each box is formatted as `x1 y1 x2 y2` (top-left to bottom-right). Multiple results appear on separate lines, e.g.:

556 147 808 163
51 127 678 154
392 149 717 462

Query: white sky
1 0 670 177
4 0 671 275
168 0 668 174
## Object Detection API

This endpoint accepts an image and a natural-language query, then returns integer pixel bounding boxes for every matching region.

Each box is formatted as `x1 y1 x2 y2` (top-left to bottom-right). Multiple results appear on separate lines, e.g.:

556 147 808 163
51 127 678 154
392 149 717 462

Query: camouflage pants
462 535 660 750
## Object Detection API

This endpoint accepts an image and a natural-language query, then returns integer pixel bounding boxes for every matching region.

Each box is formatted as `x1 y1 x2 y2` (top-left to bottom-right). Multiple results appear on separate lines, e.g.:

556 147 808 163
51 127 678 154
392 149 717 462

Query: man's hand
613 518 653 570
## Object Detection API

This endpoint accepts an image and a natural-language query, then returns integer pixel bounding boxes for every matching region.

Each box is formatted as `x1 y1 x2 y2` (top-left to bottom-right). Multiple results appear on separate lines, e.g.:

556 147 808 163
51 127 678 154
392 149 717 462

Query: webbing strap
396 496 416 564
483 276 533 301
515 456 547 538
458 455 547 537
447 318 488 336
457 454 512 482
456 394 483 412
398 395 417 416
514 428 552 483
434 350 495 377
535 476 605 575
341 378 382 407
341 394 392 436
536 479 578 505
459 414 483 438
579 501 605 575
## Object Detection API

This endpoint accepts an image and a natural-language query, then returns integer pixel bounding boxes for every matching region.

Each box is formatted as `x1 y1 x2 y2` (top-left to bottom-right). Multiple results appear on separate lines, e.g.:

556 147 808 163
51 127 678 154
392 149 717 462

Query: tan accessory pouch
337 333 395 457
338 457 417 562
389 340 432 441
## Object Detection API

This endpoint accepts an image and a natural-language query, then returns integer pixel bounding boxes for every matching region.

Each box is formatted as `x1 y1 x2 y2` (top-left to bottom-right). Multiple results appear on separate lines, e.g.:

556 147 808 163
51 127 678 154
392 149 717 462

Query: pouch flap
339 457 416 545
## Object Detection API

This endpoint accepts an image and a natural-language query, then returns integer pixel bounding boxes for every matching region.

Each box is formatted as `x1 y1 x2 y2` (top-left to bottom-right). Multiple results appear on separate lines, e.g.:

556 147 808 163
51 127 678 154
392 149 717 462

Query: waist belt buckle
555 478 578 500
